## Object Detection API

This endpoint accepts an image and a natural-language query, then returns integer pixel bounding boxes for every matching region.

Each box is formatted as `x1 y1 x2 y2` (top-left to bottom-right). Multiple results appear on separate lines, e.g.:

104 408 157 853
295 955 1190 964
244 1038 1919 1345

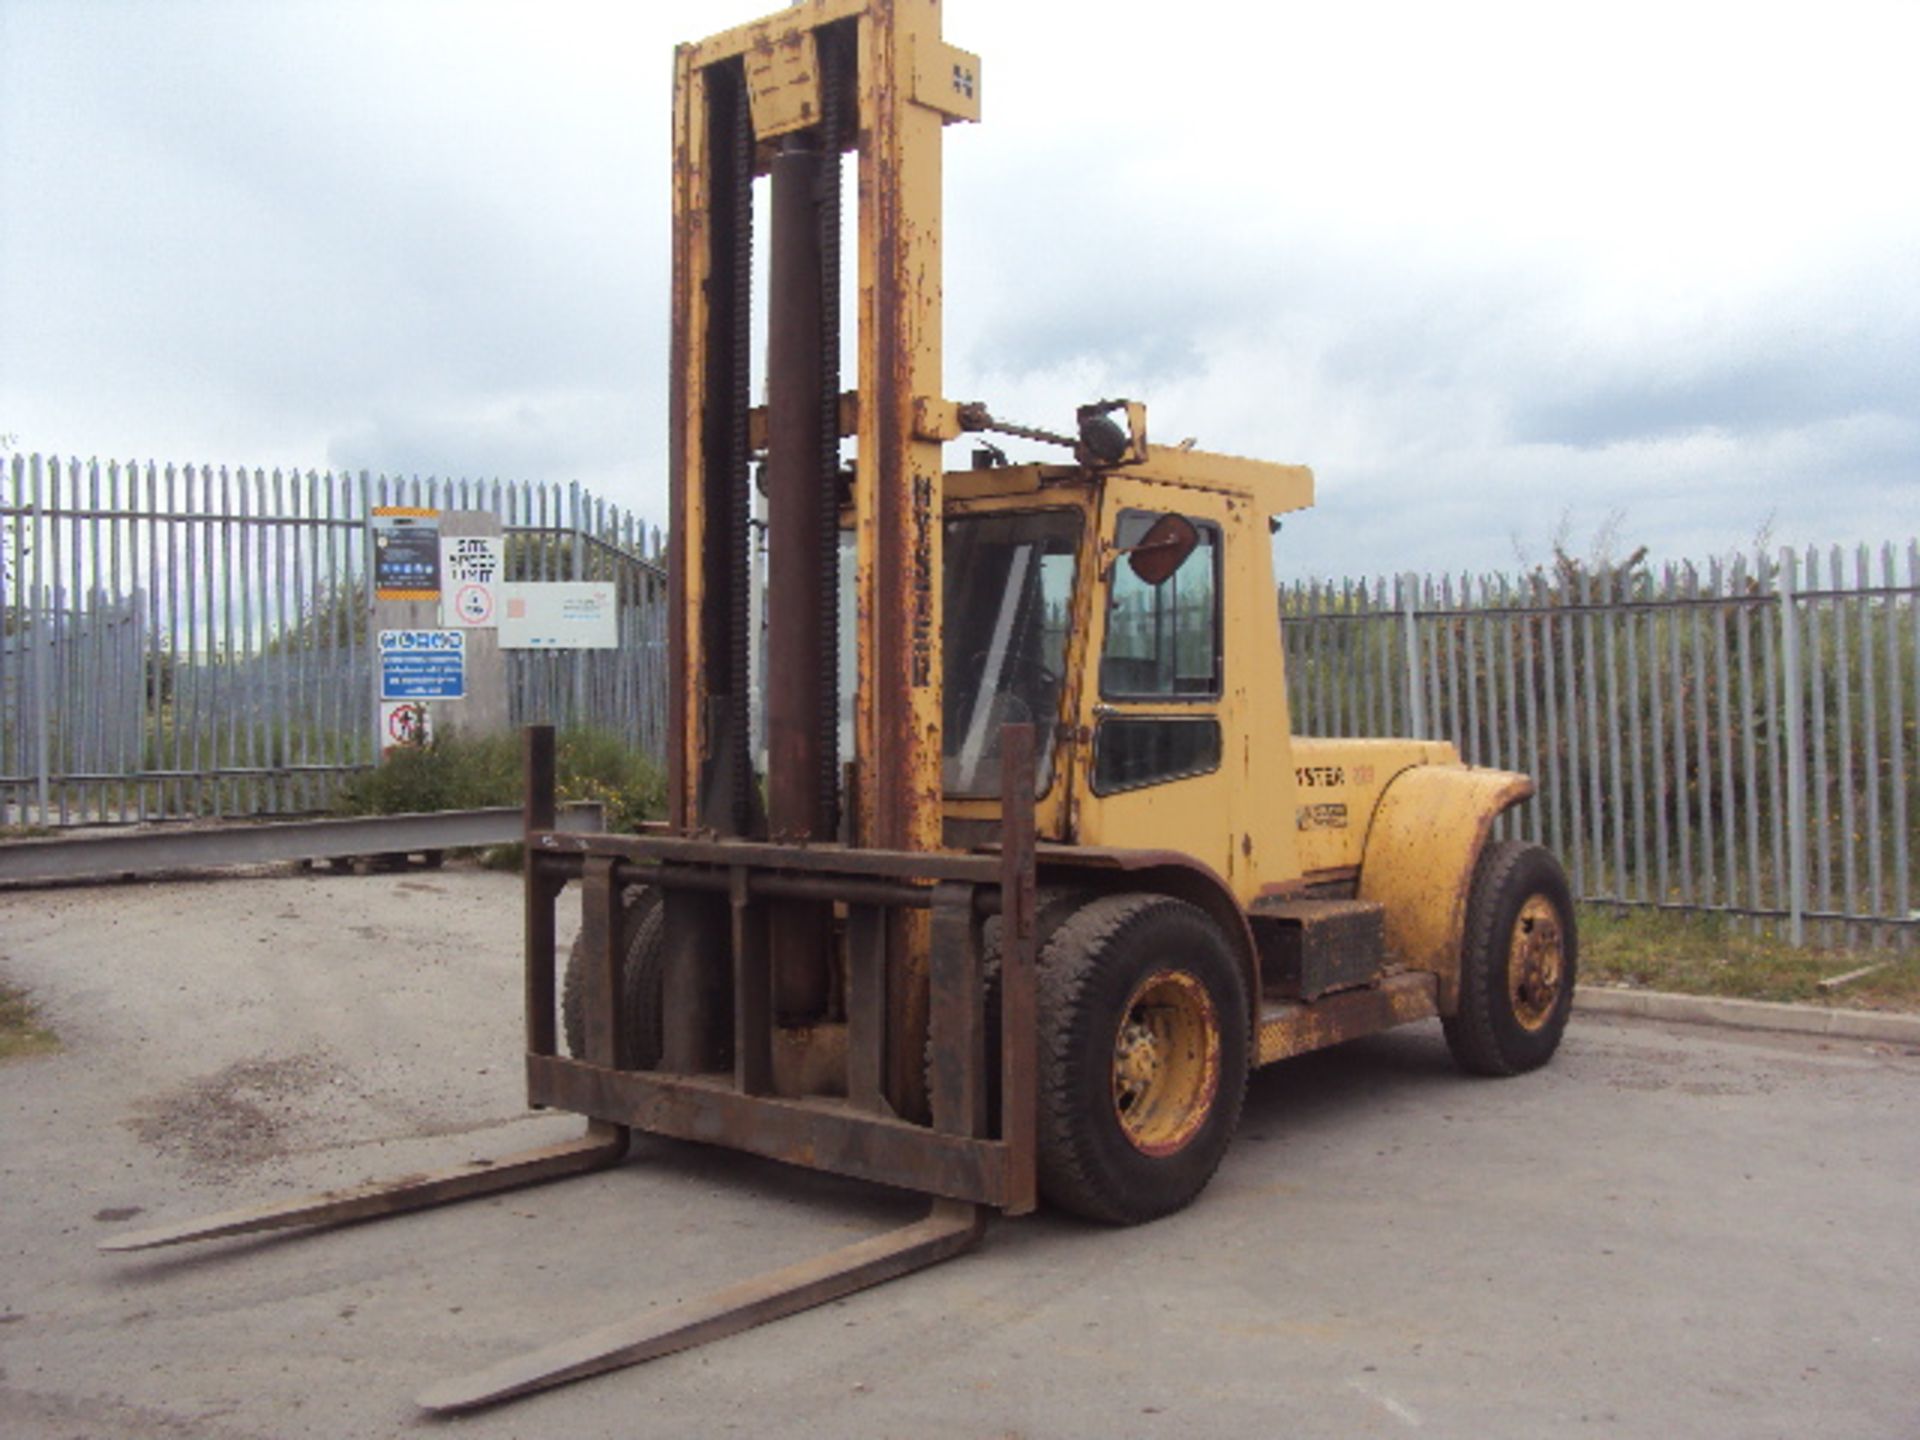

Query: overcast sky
2 0 1915 580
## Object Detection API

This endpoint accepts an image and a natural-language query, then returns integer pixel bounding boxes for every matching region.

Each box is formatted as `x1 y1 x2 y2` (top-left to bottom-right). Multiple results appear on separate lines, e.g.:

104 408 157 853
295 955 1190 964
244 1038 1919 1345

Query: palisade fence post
1856 547 1882 947
1909 539 1920 954
1779 550 1808 946
1886 542 1911 950
1401 571 1425 739
361 471 379 763
30 453 51 825
570 480 588 727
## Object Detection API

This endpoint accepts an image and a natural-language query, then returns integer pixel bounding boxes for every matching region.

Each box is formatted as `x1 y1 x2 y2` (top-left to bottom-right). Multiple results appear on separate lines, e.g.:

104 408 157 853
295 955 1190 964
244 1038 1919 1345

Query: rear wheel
1443 841 1577 1076
562 885 665 1068
1035 894 1248 1225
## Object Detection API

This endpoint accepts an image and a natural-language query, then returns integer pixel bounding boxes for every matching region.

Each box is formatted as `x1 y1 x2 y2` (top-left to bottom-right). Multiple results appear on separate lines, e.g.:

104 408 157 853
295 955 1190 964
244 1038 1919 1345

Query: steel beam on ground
0 802 603 885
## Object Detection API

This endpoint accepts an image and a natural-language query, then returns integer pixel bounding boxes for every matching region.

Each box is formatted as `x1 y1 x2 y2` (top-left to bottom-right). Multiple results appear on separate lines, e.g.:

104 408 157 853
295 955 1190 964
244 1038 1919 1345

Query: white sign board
379 629 467 699
440 536 503 628
498 582 619 650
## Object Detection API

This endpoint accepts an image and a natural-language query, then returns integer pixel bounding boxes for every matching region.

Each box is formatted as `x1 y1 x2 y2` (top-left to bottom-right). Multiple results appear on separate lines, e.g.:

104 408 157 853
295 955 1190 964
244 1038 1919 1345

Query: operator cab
936 443 1307 902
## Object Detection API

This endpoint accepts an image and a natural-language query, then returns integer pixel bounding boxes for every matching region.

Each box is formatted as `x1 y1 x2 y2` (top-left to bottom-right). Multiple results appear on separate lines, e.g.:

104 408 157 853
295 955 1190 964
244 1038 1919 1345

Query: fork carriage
523 723 1041 1214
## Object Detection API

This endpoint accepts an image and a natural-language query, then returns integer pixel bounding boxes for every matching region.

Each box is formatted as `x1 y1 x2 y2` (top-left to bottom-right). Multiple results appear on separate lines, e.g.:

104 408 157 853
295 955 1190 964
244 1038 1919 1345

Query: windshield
943 509 1082 797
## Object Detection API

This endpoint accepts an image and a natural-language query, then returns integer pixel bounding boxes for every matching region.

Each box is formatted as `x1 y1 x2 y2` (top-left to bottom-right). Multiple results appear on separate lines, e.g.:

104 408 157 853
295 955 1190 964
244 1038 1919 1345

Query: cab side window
1099 513 1221 699
1092 715 1222 794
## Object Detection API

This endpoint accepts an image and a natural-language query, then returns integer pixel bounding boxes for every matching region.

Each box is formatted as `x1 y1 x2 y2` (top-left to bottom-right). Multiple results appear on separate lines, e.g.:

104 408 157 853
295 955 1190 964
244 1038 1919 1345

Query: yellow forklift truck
105 0 1576 1410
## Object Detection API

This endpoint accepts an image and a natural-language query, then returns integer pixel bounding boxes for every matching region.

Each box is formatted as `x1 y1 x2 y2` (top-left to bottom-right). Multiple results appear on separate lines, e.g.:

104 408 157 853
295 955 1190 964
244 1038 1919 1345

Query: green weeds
1579 904 1920 1011
334 727 664 839
0 982 59 1062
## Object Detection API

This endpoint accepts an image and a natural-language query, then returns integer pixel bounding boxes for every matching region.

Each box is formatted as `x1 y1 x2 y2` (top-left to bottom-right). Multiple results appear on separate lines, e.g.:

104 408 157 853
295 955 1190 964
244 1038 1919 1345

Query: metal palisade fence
1 454 666 825
1282 544 1920 949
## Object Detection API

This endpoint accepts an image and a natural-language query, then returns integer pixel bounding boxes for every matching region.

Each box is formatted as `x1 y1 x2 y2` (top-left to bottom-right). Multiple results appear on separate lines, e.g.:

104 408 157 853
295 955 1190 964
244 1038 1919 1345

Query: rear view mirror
1124 513 1199 586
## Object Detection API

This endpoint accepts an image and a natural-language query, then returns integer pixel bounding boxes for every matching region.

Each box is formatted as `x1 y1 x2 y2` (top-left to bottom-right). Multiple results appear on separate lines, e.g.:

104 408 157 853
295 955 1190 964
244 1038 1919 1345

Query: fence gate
2 453 667 827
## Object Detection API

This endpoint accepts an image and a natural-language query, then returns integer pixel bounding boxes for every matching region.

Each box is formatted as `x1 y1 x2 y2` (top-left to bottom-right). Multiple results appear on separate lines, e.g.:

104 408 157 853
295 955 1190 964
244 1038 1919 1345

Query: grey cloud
4 0 1915 590
1 1 660 476
953 239 1249 387
1512 335 1920 449
326 387 649 493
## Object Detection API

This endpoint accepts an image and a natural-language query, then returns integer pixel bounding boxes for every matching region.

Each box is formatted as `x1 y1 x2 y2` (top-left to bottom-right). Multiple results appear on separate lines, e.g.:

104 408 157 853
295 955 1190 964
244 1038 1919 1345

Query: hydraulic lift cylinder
765 142 834 1023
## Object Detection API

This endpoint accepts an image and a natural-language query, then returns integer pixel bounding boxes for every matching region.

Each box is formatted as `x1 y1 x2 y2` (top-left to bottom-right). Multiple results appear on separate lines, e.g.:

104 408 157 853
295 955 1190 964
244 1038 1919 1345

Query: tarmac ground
2 864 1916 1439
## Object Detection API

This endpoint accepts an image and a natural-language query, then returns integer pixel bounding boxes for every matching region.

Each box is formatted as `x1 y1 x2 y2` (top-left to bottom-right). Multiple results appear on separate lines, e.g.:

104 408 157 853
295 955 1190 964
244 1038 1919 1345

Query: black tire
922 889 1094 1137
1035 893 1249 1225
562 885 665 1068
1443 840 1578 1077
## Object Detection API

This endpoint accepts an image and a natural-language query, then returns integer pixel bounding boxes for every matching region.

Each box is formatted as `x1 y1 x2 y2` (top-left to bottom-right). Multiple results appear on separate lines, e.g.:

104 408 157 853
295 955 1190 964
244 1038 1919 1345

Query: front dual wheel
561 886 665 1069
1035 894 1249 1225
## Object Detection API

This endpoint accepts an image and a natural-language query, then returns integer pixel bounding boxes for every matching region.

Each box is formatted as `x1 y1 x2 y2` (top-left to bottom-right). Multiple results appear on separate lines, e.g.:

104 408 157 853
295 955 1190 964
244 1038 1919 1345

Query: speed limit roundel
455 583 494 624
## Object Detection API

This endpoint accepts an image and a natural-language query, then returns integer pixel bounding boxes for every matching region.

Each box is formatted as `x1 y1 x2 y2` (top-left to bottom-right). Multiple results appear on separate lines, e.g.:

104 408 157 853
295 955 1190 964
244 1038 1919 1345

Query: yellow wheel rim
1508 894 1566 1031
1111 969 1220 1156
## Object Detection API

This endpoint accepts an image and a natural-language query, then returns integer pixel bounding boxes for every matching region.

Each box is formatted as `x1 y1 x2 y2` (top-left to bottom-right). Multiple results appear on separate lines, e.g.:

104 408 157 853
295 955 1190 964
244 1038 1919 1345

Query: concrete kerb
1576 985 1920 1045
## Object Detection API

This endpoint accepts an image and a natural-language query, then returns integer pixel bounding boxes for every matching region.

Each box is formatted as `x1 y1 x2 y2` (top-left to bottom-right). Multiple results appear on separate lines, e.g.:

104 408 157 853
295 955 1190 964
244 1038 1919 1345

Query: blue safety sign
379 629 466 700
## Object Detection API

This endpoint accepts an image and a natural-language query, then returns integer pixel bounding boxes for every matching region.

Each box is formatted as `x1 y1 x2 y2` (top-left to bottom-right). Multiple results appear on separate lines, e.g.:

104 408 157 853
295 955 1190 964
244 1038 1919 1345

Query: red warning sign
380 700 432 754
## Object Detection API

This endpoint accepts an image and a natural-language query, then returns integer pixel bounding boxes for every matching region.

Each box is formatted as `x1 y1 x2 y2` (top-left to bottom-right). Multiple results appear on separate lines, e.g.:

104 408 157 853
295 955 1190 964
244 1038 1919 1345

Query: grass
0 981 59 1062
1578 904 1920 1012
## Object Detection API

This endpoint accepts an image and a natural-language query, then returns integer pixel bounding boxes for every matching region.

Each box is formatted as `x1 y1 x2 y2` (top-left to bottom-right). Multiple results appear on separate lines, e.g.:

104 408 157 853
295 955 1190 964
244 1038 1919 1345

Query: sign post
368 512 509 757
